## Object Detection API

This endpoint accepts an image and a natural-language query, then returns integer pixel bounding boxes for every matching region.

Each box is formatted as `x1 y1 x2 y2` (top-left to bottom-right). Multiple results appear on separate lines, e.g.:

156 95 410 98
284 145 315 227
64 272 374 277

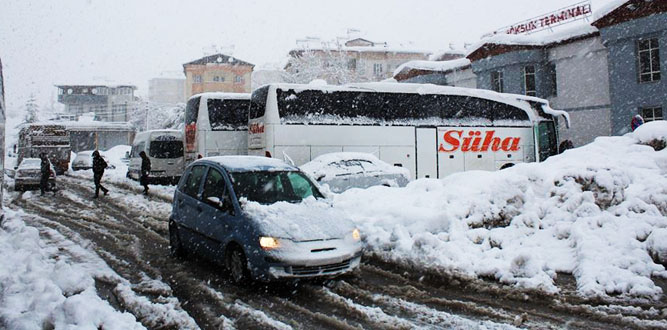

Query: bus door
415 128 437 179
436 127 465 178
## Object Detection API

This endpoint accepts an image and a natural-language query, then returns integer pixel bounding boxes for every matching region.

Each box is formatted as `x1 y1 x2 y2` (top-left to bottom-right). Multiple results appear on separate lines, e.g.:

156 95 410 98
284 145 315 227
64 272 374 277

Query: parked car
300 152 410 193
169 156 362 283
71 150 115 171
14 158 56 192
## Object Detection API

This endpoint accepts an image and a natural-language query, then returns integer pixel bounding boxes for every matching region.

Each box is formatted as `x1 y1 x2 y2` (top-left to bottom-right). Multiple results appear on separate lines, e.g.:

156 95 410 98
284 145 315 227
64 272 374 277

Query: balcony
58 94 108 105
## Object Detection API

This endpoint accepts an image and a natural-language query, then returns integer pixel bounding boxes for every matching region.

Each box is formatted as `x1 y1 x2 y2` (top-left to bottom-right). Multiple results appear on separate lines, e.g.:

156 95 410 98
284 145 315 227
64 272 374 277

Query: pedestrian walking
92 150 109 198
140 151 151 195
39 153 55 196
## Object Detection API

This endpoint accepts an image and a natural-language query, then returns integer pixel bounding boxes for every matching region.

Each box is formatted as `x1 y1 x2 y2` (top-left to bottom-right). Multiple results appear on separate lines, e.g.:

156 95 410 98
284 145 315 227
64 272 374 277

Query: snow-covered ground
335 121 667 299
0 208 196 329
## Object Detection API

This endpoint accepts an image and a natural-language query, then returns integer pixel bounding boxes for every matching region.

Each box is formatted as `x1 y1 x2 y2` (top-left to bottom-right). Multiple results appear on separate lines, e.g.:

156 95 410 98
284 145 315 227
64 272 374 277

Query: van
128 129 184 184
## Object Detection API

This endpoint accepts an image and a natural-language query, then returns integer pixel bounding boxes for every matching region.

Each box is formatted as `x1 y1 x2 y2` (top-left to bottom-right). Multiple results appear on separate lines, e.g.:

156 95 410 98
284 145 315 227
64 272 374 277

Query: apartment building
183 54 254 99
56 84 137 122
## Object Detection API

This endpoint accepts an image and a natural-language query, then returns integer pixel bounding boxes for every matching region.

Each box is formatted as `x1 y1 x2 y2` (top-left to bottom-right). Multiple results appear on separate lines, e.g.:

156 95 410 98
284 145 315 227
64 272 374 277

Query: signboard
486 1 592 36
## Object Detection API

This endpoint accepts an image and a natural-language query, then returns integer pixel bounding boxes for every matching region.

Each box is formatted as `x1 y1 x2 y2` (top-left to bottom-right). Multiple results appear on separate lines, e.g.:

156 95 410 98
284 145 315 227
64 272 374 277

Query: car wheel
169 220 186 258
226 246 251 284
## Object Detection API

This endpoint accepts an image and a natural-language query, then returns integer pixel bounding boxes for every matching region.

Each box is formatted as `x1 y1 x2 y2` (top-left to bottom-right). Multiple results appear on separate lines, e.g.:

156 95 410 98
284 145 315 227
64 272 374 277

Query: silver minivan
128 130 184 184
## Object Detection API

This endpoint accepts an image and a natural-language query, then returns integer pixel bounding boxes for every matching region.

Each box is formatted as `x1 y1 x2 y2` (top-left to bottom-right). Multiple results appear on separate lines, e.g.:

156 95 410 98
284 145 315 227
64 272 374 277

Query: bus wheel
500 163 515 170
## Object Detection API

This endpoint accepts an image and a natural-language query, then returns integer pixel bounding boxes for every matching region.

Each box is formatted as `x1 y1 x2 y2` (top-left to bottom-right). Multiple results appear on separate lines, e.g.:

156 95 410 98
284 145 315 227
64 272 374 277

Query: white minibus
128 129 184 184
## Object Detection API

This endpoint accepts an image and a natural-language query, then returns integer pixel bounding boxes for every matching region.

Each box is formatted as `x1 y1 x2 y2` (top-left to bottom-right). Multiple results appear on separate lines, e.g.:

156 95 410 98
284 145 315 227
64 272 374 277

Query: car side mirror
315 174 325 182
206 196 234 214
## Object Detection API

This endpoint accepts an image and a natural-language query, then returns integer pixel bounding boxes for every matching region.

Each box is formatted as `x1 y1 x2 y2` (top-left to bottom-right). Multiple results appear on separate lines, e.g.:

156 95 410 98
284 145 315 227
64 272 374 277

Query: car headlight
352 228 361 241
259 236 280 250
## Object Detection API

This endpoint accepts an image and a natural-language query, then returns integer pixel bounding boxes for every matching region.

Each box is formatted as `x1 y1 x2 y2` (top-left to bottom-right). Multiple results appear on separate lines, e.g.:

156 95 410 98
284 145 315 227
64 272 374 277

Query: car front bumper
250 238 363 280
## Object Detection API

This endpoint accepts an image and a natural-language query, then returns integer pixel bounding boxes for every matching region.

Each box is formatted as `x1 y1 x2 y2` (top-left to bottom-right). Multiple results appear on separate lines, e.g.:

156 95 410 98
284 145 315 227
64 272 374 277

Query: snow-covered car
169 156 362 283
300 152 410 193
14 158 56 192
71 150 115 171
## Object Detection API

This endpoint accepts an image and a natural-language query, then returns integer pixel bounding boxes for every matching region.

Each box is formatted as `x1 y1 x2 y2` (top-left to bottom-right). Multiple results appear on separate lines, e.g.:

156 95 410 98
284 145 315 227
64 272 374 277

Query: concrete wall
599 13 667 135
548 36 612 146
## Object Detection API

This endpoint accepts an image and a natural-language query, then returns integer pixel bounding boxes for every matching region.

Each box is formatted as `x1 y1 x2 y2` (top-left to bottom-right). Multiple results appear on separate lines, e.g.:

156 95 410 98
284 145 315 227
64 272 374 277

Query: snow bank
336 125 667 299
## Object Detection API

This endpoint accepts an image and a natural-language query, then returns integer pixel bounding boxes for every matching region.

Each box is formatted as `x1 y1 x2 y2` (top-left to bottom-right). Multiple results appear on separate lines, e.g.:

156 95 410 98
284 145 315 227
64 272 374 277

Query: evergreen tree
24 94 39 123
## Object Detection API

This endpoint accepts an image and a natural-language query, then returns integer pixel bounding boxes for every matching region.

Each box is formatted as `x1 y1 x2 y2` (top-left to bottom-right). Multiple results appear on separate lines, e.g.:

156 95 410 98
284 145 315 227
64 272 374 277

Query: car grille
289 259 351 276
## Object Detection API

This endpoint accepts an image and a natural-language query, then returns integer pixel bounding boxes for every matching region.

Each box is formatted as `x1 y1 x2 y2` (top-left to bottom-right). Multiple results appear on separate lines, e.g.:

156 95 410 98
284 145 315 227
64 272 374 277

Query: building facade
286 38 430 84
56 84 137 122
464 0 666 146
593 0 667 135
393 54 477 89
148 77 185 104
183 54 254 99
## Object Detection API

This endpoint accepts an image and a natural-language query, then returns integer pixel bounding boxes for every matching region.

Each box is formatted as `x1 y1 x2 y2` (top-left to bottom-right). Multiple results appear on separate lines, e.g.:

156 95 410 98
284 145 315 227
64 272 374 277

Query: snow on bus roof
267 82 556 122
198 156 298 172
187 92 250 102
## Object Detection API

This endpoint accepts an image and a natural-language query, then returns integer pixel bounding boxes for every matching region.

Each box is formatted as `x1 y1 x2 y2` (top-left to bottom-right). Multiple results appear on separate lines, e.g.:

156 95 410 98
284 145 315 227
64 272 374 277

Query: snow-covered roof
593 0 629 21
393 58 471 77
467 24 599 59
188 92 250 102
199 156 298 172
290 44 431 55
183 53 254 68
20 120 135 131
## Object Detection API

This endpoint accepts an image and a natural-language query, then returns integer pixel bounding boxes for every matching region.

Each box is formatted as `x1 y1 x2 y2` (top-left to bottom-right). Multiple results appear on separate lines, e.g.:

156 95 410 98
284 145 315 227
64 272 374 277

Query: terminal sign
493 1 592 36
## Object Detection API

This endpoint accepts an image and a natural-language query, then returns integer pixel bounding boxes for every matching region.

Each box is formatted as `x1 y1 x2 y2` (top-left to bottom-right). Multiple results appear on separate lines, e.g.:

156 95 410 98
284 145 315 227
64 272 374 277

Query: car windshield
329 159 380 176
20 159 41 168
229 170 324 204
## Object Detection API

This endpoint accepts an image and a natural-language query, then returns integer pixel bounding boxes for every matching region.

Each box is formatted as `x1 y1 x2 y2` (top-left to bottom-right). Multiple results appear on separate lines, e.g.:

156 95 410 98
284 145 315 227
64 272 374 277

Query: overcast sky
1 0 616 114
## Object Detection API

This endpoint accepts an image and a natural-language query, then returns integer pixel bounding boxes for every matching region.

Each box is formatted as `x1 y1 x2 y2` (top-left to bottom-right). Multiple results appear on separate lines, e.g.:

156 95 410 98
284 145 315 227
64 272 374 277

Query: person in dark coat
39 153 55 196
140 151 151 195
92 150 109 198
631 114 644 131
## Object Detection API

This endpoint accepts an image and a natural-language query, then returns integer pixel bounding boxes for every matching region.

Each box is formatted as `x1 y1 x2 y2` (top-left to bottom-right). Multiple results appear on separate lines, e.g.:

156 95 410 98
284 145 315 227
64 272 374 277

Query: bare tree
23 94 39 123
285 47 364 85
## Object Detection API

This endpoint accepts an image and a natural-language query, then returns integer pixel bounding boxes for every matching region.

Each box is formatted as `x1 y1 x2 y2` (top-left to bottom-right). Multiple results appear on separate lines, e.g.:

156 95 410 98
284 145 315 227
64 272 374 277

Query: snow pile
393 58 471 77
242 197 355 241
0 209 144 329
336 122 667 298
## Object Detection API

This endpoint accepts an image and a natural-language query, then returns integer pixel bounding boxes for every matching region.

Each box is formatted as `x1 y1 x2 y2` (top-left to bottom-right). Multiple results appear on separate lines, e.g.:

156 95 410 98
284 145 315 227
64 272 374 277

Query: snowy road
6 174 666 330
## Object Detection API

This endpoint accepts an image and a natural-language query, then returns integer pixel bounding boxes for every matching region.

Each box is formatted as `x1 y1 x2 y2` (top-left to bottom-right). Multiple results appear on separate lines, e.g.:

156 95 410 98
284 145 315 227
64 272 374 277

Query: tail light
185 123 196 153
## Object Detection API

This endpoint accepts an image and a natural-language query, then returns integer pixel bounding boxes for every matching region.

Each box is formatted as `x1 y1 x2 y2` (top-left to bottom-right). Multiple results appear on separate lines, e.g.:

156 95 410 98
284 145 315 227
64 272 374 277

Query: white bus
184 92 250 163
128 129 184 184
248 83 569 179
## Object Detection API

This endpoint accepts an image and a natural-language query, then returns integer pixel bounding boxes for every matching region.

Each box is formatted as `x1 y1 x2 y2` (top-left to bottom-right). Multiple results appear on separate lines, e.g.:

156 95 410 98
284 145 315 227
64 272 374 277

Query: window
183 165 206 198
547 63 557 97
523 65 536 97
491 71 504 93
347 58 357 70
234 75 243 83
275 88 530 124
207 99 249 130
131 142 145 157
149 139 183 159
229 171 323 204
194 75 202 84
201 168 229 206
638 38 661 83
213 75 224 82
249 85 269 119
373 63 383 75
641 106 663 122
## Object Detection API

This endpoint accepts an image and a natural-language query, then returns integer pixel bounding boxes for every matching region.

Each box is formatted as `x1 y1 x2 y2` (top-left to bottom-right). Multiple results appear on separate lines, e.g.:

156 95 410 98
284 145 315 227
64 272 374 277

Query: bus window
207 99 249 130
274 89 530 126
537 121 558 161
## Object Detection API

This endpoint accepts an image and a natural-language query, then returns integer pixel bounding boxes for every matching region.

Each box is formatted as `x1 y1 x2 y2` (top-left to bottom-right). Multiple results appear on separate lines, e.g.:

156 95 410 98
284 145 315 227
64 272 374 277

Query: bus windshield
229 170 323 204
150 140 183 159
207 99 249 130
537 121 558 161
249 86 269 119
